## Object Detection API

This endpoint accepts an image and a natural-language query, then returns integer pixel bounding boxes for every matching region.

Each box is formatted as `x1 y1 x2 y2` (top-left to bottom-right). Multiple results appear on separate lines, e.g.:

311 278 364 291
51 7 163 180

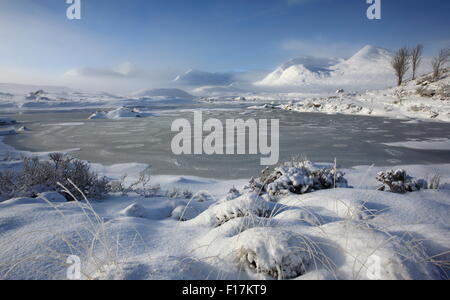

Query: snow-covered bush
192 194 272 227
428 174 441 190
376 169 428 194
0 153 110 200
437 84 450 100
88 107 152 120
226 186 242 201
110 167 161 198
25 90 46 101
192 191 213 202
235 228 312 279
416 86 436 98
166 188 194 199
183 189 194 199
246 160 349 197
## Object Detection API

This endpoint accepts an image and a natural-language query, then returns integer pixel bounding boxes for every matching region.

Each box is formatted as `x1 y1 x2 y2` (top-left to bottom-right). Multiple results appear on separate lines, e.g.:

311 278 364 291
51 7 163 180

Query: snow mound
191 193 272 227
89 107 156 120
37 192 67 203
246 160 349 196
234 228 311 279
120 203 149 218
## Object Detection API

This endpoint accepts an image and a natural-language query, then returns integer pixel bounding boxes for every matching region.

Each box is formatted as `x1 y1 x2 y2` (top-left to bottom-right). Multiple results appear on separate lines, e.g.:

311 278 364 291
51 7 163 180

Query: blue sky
0 0 449 91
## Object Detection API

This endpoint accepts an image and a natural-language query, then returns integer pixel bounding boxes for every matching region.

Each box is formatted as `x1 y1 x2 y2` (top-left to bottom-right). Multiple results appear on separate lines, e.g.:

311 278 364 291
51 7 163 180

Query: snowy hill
0 82 196 111
256 45 396 90
328 45 395 87
257 56 341 86
278 68 450 123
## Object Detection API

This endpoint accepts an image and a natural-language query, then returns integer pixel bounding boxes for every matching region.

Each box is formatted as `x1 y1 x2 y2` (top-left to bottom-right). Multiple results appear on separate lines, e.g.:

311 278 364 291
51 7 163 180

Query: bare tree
391 47 410 86
432 48 450 80
410 44 423 80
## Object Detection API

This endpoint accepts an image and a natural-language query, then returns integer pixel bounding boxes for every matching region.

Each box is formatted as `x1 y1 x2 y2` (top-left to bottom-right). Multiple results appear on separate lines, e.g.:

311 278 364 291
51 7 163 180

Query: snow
256 46 397 90
276 68 450 123
1 130 449 279
88 107 157 120
1 68 450 279
384 138 450 151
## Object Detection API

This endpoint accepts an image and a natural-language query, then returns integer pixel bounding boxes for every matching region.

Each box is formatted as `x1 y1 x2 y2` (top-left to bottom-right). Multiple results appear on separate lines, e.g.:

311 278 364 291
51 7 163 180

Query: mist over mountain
174 69 235 86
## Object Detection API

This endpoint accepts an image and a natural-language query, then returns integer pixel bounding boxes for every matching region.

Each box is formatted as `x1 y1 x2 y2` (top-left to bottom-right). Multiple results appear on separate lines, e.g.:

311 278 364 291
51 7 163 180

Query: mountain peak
349 45 392 62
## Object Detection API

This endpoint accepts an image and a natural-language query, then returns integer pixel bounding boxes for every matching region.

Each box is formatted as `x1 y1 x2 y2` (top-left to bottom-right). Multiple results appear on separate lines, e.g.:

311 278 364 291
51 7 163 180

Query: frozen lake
4 104 450 179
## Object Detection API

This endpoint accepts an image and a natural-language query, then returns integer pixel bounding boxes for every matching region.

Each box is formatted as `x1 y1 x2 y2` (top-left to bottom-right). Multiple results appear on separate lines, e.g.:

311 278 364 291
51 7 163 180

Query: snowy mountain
174 69 234 86
329 45 394 83
257 56 341 86
256 45 396 90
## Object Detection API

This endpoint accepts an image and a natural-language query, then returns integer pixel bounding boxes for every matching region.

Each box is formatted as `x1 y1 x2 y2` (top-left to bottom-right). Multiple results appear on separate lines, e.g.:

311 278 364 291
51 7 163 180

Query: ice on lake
4 104 450 179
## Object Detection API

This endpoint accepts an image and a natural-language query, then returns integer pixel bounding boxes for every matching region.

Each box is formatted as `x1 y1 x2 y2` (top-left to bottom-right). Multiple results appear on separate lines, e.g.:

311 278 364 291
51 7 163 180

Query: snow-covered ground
1 61 450 280
275 69 450 123
0 132 449 280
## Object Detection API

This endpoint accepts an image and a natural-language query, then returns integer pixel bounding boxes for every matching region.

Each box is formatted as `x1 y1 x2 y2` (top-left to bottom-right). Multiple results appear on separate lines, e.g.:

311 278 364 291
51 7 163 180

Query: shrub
437 84 450 99
376 169 427 194
166 188 193 199
416 86 436 98
428 174 441 190
109 167 161 198
182 189 193 199
245 159 349 197
0 153 110 201
226 186 242 201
